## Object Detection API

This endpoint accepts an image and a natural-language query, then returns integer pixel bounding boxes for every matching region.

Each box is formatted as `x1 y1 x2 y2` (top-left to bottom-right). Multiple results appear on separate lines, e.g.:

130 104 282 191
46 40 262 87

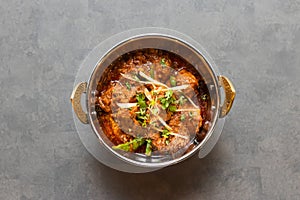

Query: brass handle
70 82 88 124
218 75 236 118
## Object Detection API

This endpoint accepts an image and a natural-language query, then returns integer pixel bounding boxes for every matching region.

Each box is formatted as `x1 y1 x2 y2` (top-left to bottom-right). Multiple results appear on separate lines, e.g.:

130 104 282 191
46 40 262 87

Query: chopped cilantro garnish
168 105 177 112
125 82 131 90
180 114 186 121
160 99 169 110
170 76 176 87
131 138 145 150
145 139 152 156
160 58 166 67
178 96 187 105
161 129 171 138
136 93 147 108
159 90 176 110
136 93 149 127
165 90 173 99
113 138 152 156
112 138 145 152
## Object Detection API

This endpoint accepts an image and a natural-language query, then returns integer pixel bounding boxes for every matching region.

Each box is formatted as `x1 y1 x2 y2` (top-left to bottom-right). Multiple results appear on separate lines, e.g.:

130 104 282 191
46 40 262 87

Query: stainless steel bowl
70 28 235 170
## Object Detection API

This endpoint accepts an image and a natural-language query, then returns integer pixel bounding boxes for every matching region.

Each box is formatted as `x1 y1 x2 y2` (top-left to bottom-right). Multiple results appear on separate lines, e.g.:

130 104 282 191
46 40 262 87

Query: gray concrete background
0 0 299 199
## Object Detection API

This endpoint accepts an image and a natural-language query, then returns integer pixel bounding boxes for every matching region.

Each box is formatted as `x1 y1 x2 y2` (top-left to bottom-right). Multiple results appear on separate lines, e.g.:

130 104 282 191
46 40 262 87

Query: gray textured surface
0 0 299 199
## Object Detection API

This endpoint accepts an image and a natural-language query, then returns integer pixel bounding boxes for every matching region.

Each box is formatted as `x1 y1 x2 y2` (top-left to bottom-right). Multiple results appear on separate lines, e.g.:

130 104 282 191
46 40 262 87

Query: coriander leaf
170 76 176 87
132 138 145 150
145 139 152 156
160 90 177 110
136 93 145 102
180 114 186 121
159 98 166 104
159 97 168 110
140 101 147 109
162 129 171 138
165 90 173 99
169 105 177 112
136 93 147 108
112 143 130 151
125 82 131 90
164 101 170 108
135 94 149 127
178 96 187 105
112 138 145 152
160 58 166 67
140 107 146 115
170 96 176 103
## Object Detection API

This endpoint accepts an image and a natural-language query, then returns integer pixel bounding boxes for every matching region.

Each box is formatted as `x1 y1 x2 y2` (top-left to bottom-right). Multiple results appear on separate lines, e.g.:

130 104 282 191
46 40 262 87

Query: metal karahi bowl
70 28 235 171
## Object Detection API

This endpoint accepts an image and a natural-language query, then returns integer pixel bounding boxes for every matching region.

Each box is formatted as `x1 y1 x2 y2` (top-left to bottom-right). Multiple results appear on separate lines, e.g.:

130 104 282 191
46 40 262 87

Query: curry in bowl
95 48 211 157
70 30 236 171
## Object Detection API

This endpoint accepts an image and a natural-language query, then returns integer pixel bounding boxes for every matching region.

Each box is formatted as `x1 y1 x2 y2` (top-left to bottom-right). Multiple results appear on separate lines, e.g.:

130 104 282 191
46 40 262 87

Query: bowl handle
218 75 236 118
70 82 89 124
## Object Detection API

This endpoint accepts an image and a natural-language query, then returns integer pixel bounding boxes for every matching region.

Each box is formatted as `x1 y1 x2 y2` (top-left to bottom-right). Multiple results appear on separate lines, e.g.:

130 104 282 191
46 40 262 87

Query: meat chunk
112 108 147 138
177 69 198 88
152 113 195 154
